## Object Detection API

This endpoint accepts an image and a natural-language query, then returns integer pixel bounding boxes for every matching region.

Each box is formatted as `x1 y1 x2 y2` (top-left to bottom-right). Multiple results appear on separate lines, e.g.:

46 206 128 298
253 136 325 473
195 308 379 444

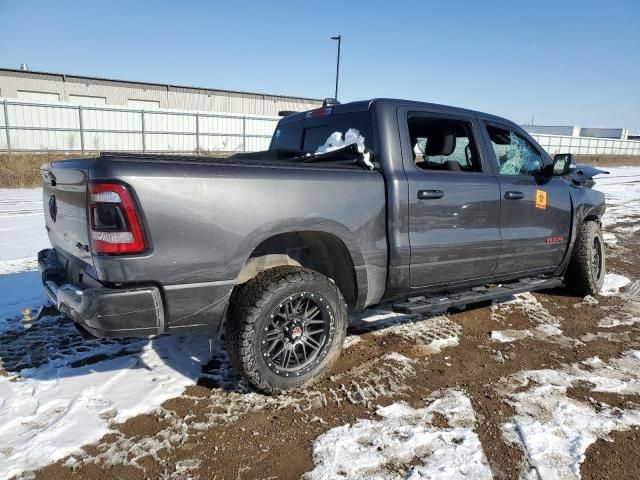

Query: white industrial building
0 68 321 116
0 67 324 152
522 124 630 140
1 67 639 155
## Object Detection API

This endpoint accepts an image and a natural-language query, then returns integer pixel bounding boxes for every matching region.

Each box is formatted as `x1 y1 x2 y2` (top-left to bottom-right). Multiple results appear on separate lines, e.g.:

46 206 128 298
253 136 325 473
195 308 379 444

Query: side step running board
392 277 563 315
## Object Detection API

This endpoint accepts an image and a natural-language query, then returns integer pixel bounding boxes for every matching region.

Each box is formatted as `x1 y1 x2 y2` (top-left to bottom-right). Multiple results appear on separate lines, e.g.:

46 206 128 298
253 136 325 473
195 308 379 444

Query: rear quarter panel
89 159 387 328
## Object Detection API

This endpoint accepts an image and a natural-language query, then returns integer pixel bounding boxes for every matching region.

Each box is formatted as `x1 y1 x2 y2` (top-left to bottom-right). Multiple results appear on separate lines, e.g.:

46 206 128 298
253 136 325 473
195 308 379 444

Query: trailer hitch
21 304 59 329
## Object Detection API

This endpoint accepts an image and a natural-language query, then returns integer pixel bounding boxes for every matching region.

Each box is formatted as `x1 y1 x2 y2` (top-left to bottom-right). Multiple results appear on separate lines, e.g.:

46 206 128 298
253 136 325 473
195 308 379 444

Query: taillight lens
88 182 146 254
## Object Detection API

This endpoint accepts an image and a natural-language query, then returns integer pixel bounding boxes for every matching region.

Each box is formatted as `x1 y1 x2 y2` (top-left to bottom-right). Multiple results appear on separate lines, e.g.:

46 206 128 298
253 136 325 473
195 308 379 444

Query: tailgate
41 159 94 266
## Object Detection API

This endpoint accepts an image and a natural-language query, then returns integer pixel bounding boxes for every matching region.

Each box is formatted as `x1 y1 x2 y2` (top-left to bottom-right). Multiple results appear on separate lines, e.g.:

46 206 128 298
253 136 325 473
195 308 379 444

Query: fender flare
554 187 606 276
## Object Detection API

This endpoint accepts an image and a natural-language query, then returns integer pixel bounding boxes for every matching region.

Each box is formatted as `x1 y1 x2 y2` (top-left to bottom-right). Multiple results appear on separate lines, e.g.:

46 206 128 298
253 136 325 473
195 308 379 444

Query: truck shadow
0 269 580 392
0 270 216 383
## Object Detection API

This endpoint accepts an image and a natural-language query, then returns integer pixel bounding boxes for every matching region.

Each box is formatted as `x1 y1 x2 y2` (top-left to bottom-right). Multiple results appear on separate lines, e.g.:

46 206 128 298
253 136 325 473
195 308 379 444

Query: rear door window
407 115 483 173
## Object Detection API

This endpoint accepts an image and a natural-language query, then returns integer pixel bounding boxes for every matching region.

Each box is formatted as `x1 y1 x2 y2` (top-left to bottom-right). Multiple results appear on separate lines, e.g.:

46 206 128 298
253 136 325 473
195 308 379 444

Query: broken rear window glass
271 112 374 154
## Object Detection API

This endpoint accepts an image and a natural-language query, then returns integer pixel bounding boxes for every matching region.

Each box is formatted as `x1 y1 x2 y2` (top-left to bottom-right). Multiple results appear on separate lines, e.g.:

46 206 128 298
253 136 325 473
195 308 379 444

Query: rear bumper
38 249 165 338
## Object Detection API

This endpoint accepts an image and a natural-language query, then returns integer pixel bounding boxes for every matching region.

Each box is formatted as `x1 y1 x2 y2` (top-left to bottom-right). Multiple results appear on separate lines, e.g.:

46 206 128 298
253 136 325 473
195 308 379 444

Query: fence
2 98 640 156
531 133 640 156
0 99 280 153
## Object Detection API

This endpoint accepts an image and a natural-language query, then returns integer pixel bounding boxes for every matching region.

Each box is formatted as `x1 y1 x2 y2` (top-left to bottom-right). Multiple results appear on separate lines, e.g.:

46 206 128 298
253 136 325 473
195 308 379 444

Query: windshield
270 111 374 154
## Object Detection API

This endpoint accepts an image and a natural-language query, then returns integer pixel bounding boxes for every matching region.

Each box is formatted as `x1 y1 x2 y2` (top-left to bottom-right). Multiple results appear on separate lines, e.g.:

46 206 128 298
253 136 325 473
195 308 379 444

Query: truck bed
40 153 388 334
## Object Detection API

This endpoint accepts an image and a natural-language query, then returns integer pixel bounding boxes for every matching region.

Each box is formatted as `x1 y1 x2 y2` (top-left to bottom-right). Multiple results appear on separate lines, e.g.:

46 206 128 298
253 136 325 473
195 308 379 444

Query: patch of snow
0 271 45 329
0 188 50 274
601 273 631 296
306 388 492 480
491 330 532 343
596 167 640 228
598 316 640 328
327 352 416 406
371 315 462 355
0 333 212 478
343 335 361 348
613 224 640 235
602 231 618 247
350 308 462 356
500 351 640 479
491 293 575 346
350 307 416 331
573 295 599 308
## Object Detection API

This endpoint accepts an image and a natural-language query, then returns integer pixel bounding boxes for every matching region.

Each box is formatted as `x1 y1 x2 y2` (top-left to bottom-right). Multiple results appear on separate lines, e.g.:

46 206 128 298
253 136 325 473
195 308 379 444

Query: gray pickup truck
38 98 606 393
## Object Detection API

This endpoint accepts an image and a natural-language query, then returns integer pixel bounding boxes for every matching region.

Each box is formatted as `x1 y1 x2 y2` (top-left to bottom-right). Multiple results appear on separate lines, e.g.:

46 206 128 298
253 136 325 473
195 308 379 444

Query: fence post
3 100 10 153
242 116 246 152
141 110 146 153
195 113 200 153
78 105 85 153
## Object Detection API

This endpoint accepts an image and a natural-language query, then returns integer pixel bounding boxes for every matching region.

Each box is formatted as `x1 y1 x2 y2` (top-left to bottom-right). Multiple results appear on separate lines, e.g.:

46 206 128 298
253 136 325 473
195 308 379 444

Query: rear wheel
564 221 606 296
226 266 347 394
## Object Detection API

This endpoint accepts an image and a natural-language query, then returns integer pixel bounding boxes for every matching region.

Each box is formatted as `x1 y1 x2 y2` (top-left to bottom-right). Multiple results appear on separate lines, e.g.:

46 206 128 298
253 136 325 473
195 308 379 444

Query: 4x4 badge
48 195 57 222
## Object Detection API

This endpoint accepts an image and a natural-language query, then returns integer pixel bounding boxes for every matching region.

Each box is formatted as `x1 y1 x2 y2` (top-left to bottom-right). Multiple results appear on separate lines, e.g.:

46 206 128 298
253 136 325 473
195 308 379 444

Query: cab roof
278 98 516 130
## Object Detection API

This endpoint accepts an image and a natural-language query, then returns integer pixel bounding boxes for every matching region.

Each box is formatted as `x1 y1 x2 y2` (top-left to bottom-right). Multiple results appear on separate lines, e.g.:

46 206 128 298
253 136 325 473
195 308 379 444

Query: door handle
418 189 444 200
504 191 525 200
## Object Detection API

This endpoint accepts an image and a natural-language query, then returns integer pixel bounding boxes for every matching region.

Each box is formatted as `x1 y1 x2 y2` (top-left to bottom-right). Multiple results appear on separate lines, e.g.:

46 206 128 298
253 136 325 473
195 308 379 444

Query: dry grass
0 151 234 189
0 153 92 189
0 152 638 189
574 155 640 168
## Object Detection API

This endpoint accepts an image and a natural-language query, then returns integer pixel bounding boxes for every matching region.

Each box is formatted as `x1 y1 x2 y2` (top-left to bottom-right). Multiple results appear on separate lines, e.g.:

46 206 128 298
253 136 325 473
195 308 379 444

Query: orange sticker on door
535 189 547 209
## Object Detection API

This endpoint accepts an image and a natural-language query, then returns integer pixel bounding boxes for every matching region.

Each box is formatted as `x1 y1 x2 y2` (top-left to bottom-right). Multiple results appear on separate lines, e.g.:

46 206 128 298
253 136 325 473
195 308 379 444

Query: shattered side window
487 126 543 176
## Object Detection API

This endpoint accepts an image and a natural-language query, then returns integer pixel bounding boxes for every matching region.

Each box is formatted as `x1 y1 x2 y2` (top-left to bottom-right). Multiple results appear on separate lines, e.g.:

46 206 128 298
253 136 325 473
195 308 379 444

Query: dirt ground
20 217 639 478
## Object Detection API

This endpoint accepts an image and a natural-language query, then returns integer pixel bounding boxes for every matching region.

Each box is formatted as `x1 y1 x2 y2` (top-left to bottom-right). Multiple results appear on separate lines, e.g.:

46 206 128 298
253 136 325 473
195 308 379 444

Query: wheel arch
555 187 606 276
233 230 364 311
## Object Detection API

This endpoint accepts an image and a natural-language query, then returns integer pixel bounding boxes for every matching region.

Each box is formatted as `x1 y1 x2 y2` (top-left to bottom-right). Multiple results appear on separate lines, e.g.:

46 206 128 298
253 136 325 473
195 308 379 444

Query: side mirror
552 153 576 176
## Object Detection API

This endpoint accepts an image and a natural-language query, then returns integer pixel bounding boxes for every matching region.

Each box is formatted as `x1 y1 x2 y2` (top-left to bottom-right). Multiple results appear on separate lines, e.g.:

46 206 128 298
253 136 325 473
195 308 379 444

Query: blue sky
1 0 638 130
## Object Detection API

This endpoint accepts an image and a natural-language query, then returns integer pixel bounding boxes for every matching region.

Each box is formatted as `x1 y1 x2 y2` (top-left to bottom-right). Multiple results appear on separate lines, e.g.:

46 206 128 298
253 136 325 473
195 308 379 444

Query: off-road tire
564 220 606 296
226 266 348 394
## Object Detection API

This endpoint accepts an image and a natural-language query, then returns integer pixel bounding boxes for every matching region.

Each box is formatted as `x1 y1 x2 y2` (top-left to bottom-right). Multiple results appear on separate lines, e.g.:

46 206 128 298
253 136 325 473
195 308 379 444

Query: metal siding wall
0 71 323 115
3 97 640 156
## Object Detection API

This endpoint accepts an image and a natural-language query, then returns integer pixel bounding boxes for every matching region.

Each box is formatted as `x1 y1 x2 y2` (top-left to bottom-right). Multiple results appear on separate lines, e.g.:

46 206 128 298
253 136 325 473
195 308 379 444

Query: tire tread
565 220 605 296
226 266 346 394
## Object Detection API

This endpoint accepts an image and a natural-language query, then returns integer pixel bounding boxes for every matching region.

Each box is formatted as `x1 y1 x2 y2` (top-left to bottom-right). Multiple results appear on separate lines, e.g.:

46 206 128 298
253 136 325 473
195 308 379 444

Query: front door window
487 125 543 176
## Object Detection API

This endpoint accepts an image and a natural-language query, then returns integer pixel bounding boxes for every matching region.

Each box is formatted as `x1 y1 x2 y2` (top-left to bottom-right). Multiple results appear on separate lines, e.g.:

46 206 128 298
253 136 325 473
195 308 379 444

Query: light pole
331 35 341 100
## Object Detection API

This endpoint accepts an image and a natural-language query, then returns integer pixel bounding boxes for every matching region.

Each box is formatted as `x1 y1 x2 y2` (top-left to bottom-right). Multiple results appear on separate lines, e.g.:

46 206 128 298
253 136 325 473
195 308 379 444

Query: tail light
88 182 146 254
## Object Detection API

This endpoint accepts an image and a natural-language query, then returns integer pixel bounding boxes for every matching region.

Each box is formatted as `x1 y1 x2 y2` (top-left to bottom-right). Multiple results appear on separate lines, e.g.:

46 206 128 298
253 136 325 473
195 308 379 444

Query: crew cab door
480 121 572 275
400 111 502 287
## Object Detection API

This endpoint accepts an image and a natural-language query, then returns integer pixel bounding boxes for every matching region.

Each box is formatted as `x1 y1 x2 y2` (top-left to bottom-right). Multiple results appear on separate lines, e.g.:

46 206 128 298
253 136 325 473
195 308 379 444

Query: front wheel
564 220 606 296
225 266 348 394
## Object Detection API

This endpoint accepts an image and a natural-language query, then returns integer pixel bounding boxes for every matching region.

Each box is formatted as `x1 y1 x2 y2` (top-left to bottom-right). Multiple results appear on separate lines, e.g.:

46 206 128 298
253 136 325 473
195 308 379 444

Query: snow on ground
306 388 492 480
0 326 212 478
350 307 462 355
596 167 640 228
0 188 216 477
0 188 49 274
0 271 45 326
490 292 573 346
596 298 640 329
499 351 640 480
343 334 362 348
601 273 631 296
